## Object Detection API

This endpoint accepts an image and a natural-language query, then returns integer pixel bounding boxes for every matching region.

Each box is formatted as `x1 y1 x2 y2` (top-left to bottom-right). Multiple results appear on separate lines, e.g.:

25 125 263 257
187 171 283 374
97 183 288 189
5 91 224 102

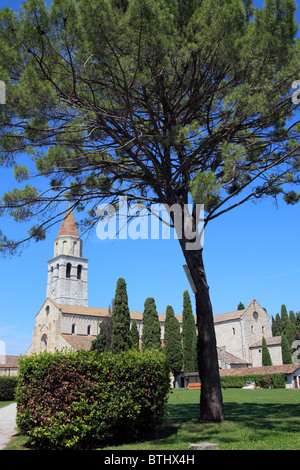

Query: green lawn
102 388 300 451
5 388 300 450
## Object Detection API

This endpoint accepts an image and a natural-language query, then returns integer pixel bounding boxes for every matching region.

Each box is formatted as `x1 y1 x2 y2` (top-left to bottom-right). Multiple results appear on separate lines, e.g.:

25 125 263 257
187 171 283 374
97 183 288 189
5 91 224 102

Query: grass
4 388 300 450
0 401 14 409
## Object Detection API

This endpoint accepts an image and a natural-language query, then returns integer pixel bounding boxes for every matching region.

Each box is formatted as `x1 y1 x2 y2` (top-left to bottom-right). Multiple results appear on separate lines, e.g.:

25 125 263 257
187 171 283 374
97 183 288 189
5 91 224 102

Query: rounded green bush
16 349 170 450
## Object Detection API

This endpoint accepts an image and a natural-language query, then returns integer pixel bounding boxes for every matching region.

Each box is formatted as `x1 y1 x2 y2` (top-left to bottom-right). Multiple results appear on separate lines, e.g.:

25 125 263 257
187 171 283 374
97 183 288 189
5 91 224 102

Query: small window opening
72 324 76 334
77 264 82 280
66 263 71 278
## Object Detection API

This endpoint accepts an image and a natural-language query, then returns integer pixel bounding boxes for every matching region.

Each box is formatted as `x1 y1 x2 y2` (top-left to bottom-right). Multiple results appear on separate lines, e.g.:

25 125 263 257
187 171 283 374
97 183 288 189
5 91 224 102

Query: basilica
27 206 283 370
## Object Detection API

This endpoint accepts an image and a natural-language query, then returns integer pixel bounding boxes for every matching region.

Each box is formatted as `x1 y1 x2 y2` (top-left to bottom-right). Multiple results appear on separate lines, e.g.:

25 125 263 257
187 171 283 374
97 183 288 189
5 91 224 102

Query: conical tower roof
57 205 80 238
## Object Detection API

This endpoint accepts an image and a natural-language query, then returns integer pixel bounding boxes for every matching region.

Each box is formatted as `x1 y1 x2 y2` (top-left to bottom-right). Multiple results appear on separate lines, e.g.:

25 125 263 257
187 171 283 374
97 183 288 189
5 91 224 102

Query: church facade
27 207 282 369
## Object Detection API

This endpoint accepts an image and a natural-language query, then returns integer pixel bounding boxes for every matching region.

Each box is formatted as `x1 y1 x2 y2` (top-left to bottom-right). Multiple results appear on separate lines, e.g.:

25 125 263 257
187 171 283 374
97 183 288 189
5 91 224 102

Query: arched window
41 334 48 351
77 264 82 280
262 326 265 334
72 324 76 334
46 305 50 316
66 263 71 278
87 325 91 335
232 327 235 335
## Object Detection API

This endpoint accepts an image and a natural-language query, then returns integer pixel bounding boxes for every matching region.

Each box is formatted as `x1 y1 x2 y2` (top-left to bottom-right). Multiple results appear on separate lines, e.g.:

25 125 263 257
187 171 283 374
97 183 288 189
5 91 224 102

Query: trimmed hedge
0 376 18 401
16 349 170 450
221 372 286 389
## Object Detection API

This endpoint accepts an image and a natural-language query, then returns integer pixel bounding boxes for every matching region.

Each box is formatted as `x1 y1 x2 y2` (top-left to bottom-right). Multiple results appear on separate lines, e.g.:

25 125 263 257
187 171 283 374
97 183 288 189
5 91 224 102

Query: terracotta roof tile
61 334 97 351
0 355 20 369
219 364 300 376
50 299 184 324
213 309 245 324
250 336 282 348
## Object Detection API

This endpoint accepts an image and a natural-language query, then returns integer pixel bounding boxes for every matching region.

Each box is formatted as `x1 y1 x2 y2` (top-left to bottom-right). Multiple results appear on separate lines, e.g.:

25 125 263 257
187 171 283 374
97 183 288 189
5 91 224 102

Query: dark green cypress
281 334 293 364
130 319 140 350
272 313 281 336
110 278 131 353
182 290 197 373
164 305 183 386
142 297 161 351
261 336 272 366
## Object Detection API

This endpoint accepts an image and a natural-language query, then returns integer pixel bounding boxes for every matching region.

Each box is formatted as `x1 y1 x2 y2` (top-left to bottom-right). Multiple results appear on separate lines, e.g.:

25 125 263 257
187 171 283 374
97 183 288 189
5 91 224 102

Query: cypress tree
272 313 281 336
281 304 296 345
110 278 131 353
164 305 183 387
142 297 161 351
90 304 113 352
130 319 140 350
237 302 245 310
261 336 272 366
182 290 197 373
281 334 293 364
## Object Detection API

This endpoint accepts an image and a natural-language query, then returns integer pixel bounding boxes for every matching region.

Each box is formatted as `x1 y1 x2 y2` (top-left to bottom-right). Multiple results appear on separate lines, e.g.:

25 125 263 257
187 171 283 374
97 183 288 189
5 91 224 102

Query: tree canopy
1 0 300 422
0 0 300 251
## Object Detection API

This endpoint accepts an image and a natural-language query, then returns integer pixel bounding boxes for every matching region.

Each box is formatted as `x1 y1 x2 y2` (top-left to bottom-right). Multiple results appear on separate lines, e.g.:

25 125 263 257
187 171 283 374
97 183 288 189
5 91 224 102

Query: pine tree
142 297 161 351
110 278 131 353
182 290 197 373
281 334 293 364
237 302 245 310
164 305 183 387
261 336 272 366
130 319 140 350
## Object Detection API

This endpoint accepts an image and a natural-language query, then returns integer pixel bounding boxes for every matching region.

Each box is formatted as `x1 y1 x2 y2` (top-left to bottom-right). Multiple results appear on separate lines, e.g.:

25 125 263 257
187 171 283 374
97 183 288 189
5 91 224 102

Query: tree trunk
179 238 224 422
184 247 224 421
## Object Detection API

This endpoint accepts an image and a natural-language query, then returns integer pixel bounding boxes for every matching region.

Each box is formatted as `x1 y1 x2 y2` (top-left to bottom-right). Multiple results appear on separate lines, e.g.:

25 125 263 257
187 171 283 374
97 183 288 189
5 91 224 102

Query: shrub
0 376 18 401
16 349 170 450
221 373 286 389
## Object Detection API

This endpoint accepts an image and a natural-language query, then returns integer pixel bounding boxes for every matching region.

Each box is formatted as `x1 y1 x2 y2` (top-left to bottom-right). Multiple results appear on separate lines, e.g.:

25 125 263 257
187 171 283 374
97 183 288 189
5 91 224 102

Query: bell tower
46 206 88 306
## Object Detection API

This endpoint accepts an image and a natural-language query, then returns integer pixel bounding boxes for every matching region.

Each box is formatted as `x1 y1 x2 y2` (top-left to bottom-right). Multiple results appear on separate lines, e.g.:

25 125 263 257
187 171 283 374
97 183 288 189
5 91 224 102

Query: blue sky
1 0 300 356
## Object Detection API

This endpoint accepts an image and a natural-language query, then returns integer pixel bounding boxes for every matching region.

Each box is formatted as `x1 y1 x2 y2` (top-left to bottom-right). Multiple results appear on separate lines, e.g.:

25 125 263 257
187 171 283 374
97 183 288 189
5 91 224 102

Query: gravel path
0 403 17 450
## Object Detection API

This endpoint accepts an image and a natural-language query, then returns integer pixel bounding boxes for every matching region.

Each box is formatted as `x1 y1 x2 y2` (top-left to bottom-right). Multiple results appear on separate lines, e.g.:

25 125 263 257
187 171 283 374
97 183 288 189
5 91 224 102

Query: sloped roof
217 348 249 365
213 309 245 324
219 364 300 377
49 299 183 324
61 333 97 351
250 336 282 348
57 205 80 238
0 355 20 369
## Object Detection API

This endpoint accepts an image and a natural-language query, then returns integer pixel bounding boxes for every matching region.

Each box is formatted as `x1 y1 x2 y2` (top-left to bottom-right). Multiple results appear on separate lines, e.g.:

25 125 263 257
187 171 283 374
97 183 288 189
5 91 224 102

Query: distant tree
289 310 296 325
142 298 161 351
164 305 183 387
130 319 140 350
281 334 293 364
182 290 198 373
261 336 272 366
280 304 289 328
90 330 106 353
272 313 281 337
90 303 113 353
110 278 131 353
295 313 300 340
237 302 245 310
281 304 297 345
